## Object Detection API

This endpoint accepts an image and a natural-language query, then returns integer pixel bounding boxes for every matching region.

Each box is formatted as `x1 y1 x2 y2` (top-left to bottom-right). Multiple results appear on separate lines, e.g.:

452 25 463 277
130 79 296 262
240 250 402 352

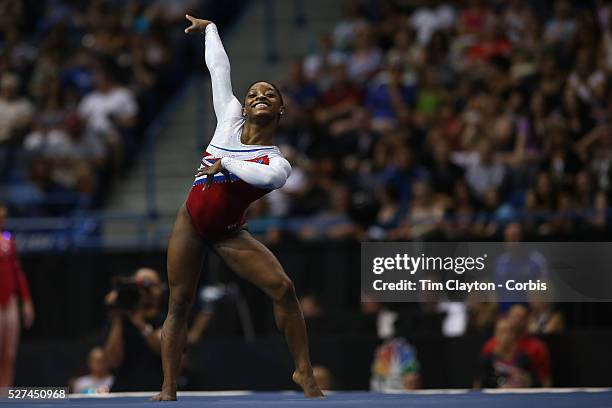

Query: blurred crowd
0 0 198 216
367 302 560 391
249 0 612 243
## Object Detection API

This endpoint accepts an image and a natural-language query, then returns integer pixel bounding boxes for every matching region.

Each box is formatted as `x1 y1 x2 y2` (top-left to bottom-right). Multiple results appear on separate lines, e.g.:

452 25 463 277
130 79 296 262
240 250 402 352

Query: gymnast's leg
0 297 20 388
153 205 206 401
213 230 323 398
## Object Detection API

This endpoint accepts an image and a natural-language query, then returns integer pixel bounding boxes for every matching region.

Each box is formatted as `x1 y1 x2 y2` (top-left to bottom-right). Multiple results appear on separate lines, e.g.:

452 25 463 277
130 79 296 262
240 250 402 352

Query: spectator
299 185 361 241
528 299 565 335
72 347 114 394
0 73 33 178
0 73 33 144
365 61 416 132
460 139 508 199
475 318 540 388
332 0 368 51
345 25 382 83
495 223 548 304
544 0 577 45
481 304 552 387
409 0 456 46
78 65 138 173
103 268 164 392
303 33 346 90
367 184 402 239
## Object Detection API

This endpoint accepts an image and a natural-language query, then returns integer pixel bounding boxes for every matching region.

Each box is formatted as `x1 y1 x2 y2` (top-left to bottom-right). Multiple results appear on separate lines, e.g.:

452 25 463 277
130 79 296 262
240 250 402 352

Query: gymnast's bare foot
151 390 177 401
293 370 324 398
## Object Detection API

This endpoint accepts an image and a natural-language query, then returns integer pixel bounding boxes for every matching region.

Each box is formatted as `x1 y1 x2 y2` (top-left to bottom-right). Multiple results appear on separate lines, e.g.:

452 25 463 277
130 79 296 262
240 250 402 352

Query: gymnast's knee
270 276 297 304
167 288 193 321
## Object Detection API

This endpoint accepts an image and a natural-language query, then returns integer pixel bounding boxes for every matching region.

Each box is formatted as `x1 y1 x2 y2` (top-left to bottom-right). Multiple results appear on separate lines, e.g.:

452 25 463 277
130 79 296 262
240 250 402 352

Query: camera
108 276 157 311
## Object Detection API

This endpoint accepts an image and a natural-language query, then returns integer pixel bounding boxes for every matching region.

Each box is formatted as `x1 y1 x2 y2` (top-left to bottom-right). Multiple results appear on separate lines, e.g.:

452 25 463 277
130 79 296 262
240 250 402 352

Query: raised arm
185 15 241 120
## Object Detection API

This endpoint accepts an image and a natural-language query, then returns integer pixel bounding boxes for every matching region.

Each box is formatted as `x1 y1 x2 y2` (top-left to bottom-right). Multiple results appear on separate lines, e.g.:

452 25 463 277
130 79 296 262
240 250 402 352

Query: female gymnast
152 15 323 401
0 205 34 388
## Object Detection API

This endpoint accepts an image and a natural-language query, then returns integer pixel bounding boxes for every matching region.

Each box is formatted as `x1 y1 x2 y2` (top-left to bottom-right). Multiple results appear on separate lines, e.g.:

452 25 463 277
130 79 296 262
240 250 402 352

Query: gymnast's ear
242 107 247 118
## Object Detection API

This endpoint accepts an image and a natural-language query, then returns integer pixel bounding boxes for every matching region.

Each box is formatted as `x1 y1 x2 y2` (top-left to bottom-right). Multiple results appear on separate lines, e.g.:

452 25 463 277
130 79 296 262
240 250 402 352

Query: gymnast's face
243 82 284 123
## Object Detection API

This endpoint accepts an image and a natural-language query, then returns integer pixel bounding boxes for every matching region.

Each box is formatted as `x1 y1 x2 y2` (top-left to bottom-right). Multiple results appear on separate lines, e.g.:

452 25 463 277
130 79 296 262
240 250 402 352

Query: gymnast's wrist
205 23 217 35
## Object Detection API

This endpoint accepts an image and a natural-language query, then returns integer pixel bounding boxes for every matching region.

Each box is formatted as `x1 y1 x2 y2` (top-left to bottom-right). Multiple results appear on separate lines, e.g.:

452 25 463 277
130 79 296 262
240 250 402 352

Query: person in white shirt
77 67 137 140
72 347 114 394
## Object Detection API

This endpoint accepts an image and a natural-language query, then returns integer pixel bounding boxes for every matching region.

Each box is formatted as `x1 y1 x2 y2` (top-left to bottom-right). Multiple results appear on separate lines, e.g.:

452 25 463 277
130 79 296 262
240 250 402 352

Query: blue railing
5 206 612 253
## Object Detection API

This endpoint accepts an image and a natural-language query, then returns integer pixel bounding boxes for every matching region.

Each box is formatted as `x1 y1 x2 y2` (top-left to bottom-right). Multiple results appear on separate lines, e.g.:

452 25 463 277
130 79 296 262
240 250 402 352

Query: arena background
1 0 612 394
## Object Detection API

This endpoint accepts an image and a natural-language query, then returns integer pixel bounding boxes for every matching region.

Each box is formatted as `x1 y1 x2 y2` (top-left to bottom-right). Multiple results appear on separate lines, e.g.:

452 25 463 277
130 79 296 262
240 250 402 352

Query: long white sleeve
221 156 291 189
204 24 241 120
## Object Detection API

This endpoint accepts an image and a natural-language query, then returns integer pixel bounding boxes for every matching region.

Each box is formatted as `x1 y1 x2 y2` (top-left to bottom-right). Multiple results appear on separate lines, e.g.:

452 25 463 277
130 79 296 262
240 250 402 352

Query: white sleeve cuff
205 23 217 35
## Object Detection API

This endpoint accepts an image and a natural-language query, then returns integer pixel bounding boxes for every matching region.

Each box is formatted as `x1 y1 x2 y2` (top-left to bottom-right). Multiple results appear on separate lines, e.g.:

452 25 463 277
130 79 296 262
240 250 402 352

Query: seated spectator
544 0 577 45
472 188 516 238
481 304 552 387
459 139 508 199
388 179 445 240
495 223 548 304
315 62 363 126
467 21 512 64
367 184 402 240
281 59 319 112
332 0 368 51
475 318 540 388
409 1 455 46
0 73 33 178
380 145 429 206
0 73 33 145
385 29 424 78
303 33 346 91
298 185 362 241
346 24 382 83
457 0 493 37
78 65 138 173
371 338 421 391
528 299 565 335
72 347 114 394
365 60 416 132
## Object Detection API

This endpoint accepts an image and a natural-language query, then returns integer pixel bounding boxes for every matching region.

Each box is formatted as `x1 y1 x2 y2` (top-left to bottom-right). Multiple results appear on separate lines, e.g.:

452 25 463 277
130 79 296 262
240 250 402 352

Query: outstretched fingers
184 15 197 34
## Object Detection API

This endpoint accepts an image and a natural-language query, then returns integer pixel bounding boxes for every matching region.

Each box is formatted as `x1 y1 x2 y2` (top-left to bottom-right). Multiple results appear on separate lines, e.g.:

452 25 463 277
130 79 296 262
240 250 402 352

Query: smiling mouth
252 101 271 109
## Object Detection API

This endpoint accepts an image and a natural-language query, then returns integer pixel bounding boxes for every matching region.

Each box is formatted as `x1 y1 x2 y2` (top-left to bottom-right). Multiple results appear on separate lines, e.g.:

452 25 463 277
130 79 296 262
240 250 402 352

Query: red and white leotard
0 231 31 307
185 24 291 241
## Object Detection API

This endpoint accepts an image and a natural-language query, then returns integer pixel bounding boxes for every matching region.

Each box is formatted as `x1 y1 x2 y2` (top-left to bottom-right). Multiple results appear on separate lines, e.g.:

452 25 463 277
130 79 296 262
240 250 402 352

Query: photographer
103 268 164 392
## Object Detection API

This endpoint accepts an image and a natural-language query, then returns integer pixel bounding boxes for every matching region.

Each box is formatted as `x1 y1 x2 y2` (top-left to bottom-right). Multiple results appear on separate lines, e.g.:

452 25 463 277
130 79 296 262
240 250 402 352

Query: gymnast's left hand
195 160 230 190
184 15 212 34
